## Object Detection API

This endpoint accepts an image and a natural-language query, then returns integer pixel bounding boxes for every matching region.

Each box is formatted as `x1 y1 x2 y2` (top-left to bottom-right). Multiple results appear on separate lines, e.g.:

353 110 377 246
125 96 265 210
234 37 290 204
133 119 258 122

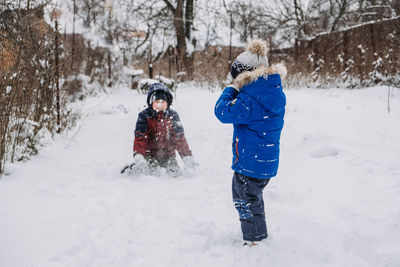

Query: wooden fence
272 17 400 88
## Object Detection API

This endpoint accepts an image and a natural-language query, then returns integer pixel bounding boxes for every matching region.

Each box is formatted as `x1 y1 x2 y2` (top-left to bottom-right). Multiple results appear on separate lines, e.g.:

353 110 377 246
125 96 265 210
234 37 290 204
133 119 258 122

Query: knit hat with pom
230 39 269 79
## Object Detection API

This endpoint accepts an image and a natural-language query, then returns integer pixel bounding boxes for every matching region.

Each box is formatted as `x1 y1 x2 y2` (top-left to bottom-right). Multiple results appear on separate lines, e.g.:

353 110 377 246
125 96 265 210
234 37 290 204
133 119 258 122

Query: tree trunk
330 0 347 33
164 0 195 79
185 0 194 39
294 0 304 38
174 0 186 73
55 19 61 133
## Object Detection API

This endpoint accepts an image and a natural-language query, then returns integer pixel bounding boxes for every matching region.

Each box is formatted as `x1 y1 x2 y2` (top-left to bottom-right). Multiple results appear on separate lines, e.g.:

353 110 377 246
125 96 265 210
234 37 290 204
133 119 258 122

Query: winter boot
243 241 259 247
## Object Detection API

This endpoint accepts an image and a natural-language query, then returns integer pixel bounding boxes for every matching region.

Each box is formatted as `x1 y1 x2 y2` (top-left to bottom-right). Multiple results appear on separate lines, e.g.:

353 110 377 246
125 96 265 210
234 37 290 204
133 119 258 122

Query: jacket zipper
234 137 239 166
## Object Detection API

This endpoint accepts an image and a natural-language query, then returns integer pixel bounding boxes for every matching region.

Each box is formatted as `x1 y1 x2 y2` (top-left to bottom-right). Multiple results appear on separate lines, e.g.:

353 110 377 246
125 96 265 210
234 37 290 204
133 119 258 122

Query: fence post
51 8 62 133
108 51 112 87
148 45 153 79
228 12 233 71
269 35 273 64
71 0 76 72
168 46 172 78
343 31 348 74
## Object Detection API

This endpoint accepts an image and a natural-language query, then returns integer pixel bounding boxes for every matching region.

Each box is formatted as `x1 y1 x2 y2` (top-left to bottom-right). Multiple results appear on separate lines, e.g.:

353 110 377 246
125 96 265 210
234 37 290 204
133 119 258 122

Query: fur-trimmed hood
234 62 287 115
234 62 287 90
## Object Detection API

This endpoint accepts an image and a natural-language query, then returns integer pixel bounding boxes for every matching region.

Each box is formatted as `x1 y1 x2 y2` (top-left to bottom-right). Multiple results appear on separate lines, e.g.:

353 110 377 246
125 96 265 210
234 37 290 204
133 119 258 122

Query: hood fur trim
234 62 287 90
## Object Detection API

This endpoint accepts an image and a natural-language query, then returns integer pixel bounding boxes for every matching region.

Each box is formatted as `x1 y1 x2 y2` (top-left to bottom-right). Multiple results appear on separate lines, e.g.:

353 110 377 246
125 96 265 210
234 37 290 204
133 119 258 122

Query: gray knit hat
230 39 269 79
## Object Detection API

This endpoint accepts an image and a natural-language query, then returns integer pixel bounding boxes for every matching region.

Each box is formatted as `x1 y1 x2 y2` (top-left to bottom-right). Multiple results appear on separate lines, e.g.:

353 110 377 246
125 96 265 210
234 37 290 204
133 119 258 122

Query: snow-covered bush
121 67 144 90
7 119 52 162
137 76 177 94
137 79 160 93
154 75 177 91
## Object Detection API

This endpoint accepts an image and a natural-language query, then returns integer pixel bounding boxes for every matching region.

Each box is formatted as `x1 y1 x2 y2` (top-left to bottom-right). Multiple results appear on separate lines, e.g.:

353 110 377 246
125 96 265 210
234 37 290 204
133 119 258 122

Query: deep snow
1 84 399 267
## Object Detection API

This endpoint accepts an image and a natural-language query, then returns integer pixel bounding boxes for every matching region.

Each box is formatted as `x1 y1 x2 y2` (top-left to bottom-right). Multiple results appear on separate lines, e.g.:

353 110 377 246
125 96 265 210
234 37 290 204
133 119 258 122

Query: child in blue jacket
215 39 287 246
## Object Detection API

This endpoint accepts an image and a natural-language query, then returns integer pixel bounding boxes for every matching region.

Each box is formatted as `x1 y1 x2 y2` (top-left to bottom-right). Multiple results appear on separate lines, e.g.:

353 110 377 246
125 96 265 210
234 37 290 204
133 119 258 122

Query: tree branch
163 0 176 12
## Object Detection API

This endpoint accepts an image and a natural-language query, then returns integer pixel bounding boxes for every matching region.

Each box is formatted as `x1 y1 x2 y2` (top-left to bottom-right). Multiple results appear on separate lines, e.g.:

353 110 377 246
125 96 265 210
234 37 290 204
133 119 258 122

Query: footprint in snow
100 105 129 115
310 147 339 158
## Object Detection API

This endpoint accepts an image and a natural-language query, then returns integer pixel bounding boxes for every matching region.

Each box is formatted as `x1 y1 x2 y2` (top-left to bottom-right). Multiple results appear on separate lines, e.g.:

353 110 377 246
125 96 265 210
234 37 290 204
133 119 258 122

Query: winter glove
183 156 198 170
228 83 239 91
130 154 148 172
233 71 252 90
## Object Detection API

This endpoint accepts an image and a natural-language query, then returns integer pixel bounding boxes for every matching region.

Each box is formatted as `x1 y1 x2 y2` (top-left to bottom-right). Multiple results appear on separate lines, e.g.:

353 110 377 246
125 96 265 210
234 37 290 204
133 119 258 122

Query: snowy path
1 85 400 267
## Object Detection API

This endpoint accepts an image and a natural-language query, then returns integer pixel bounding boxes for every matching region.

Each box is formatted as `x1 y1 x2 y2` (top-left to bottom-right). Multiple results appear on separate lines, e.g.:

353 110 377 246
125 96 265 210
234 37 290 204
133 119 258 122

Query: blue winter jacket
214 73 286 179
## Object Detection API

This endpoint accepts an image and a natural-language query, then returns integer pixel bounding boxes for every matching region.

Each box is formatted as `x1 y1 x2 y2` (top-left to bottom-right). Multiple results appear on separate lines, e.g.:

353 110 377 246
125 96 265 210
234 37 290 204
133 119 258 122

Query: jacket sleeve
171 111 192 158
133 111 148 156
214 86 252 124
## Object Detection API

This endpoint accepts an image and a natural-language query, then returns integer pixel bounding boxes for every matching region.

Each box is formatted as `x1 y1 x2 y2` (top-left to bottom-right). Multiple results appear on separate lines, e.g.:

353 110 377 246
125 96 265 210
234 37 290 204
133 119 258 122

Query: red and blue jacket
133 83 191 159
133 108 192 159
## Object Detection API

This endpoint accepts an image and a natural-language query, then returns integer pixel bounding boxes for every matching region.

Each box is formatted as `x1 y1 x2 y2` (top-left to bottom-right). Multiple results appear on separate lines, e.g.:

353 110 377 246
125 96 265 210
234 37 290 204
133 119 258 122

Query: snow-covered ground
1 84 399 267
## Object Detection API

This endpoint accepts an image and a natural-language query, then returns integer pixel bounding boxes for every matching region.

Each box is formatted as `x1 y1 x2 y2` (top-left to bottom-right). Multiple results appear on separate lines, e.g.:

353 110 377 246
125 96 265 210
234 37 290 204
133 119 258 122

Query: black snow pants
232 172 270 241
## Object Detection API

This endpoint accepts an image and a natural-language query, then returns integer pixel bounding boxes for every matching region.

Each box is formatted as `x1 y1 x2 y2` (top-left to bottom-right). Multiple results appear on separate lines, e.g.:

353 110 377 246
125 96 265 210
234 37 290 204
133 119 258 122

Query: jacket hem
232 167 277 179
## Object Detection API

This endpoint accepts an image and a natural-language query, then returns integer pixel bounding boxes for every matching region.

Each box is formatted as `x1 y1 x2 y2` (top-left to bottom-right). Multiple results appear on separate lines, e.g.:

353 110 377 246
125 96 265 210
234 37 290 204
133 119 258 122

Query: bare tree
163 0 196 78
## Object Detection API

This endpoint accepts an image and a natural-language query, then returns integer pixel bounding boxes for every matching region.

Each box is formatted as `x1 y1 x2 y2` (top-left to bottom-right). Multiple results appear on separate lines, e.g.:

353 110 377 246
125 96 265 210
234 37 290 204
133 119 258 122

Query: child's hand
132 154 148 171
183 156 198 170
233 71 252 90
